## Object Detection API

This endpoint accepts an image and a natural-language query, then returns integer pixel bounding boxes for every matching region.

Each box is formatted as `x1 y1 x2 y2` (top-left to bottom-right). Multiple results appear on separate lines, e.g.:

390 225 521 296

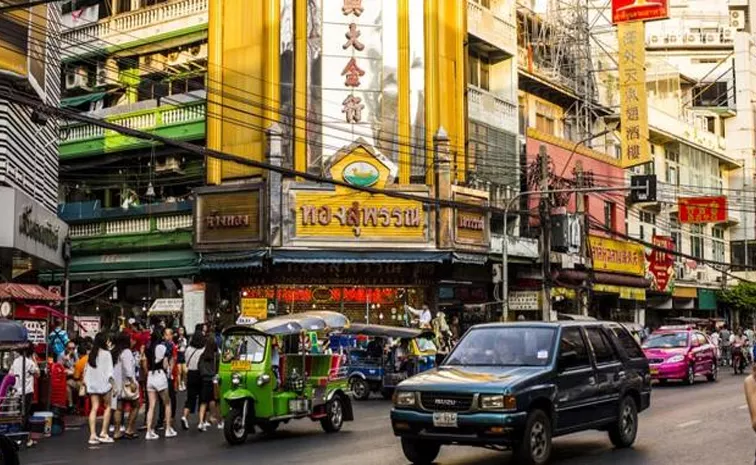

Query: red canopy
0 284 62 302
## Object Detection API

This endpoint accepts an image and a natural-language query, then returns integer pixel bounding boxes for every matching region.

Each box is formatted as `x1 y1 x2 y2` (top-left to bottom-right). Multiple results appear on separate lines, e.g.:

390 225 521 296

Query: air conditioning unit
95 58 118 88
684 33 700 44
165 44 208 70
676 263 685 280
730 10 745 31
139 54 166 75
665 34 680 44
155 156 183 174
704 33 719 44
722 27 735 42
649 34 662 45
64 66 90 91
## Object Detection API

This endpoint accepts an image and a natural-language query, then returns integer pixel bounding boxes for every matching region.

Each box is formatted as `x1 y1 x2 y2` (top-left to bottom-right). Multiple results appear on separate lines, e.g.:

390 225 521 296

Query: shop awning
0 284 62 302
452 252 488 265
270 250 448 264
555 270 650 289
61 91 108 108
61 250 198 281
200 251 266 270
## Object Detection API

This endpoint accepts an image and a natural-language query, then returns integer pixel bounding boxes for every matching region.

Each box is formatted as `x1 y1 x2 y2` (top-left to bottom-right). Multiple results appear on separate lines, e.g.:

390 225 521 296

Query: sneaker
202 421 211 429
217 421 224 429
181 417 189 431
98 435 114 444
108 425 115 433
145 431 159 441
198 423 206 432
165 428 177 438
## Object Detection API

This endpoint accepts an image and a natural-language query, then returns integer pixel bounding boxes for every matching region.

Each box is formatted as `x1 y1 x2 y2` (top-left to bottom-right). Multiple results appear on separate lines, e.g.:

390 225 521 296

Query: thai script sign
647 235 675 293
612 0 669 24
21 320 47 344
589 235 646 276
300 202 421 238
678 196 727 224
194 185 262 251
19 205 60 251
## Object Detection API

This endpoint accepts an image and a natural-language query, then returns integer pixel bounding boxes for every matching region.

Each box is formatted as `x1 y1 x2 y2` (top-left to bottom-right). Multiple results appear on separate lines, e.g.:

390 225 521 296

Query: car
390 321 651 465
642 325 718 385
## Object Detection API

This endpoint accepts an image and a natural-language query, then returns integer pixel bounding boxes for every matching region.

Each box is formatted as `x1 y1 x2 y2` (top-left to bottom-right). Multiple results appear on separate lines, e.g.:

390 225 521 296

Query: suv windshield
643 332 689 349
444 327 556 367
222 333 267 363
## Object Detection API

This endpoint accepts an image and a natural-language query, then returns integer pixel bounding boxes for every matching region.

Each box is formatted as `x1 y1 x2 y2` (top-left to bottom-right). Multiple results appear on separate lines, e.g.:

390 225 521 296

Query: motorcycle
732 343 747 375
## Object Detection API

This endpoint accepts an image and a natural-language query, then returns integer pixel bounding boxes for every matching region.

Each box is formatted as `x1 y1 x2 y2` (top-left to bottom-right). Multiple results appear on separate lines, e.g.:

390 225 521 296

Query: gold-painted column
424 0 440 186
454 0 467 183
294 0 307 178
263 0 281 124
206 0 223 185
397 0 411 185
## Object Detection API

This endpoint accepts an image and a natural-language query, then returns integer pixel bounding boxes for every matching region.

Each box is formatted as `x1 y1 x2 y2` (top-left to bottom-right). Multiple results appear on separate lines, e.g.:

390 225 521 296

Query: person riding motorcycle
732 329 749 373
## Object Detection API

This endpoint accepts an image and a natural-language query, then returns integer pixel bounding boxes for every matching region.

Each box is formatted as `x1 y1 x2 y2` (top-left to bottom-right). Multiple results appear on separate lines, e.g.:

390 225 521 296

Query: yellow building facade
205 0 467 186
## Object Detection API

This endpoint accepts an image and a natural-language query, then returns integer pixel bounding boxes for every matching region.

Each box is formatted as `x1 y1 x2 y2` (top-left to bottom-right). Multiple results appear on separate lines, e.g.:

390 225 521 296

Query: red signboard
612 0 669 24
678 196 727 224
648 235 674 293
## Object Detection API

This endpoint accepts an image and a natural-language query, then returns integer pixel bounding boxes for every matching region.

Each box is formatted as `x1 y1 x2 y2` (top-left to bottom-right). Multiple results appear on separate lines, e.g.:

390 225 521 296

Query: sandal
88 438 100 445
124 432 139 440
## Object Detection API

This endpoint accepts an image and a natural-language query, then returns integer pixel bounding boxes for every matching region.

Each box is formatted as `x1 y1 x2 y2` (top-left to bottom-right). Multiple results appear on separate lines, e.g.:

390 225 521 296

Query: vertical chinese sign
618 21 650 168
647 235 674 293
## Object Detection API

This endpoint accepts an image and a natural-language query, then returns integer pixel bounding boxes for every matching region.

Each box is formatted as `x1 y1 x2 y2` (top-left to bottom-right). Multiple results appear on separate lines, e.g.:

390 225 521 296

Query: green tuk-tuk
219 311 354 445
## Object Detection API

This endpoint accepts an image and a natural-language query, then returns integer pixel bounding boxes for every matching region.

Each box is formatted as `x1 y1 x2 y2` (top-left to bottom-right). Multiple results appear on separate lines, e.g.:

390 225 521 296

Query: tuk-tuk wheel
320 396 345 433
351 378 370 401
224 408 249 445
380 388 394 400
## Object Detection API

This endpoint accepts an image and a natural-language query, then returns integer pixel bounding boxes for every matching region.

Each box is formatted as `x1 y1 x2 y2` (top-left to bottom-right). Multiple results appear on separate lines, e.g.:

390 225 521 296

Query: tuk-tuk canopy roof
0 319 29 349
231 311 351 336
343 323 425 339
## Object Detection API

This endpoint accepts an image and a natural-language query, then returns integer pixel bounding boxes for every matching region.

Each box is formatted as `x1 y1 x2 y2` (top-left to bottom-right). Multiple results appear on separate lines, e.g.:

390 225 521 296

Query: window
471 0 491 7
610 326 644 359
604 202 615 230
558 328 591 370
586 328 617 364
536 114 555 135
467 51 490 91
712 226 725 262
444 327 556 367
696 333 708 346
691 224 704 259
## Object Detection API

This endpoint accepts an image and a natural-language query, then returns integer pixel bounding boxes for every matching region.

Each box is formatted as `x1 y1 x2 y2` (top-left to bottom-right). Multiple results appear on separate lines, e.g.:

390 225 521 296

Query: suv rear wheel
608 396 638 448
400 438 440 464
513 409 552 465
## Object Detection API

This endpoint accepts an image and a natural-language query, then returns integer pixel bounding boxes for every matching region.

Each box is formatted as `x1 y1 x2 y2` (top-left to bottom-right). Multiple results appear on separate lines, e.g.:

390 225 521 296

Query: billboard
612 0 669 24
647 235 674 293
678 196 727 224
0 2 48 101
618 21 651 168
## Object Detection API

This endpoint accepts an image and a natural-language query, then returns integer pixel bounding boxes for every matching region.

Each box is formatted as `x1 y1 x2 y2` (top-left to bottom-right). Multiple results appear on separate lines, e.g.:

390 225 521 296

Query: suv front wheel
401 438 440 464
513 409 552 465
608 396 638 448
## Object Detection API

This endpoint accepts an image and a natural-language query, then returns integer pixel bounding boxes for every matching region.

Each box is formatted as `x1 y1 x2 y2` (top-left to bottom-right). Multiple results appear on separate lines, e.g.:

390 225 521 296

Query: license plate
650 368 659 375
432 412 458 428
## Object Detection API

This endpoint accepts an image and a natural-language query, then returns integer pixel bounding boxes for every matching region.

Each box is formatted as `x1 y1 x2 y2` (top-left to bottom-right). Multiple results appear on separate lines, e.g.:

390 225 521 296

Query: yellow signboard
292 142 428 242
240 298 268 320
589 235 646 276
618 21 650 168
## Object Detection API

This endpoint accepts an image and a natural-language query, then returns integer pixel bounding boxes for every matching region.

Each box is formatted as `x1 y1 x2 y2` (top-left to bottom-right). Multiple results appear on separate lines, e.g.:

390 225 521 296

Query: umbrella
0 320 28 349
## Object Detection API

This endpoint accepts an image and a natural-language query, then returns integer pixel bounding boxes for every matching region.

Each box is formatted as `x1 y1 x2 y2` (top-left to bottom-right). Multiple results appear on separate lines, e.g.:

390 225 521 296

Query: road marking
677 420 702 428
740 404 750 410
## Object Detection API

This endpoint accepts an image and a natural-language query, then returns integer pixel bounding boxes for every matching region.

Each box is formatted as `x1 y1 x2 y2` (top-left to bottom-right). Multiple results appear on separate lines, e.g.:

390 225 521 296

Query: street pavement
21 373 754 465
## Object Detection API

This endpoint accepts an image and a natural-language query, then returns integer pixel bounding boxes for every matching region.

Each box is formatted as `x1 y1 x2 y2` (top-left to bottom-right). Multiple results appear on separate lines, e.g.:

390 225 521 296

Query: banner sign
240 298 268 320
618 21 651 168
21 320 47 344
647 235 675 293
679 196 727 223
74 316 100 339
589 235 646 276
183 283 206 335
612 0 669 24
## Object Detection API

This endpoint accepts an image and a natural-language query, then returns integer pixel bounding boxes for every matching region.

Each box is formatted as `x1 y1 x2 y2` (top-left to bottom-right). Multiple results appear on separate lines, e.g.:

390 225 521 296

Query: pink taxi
642 326 718 385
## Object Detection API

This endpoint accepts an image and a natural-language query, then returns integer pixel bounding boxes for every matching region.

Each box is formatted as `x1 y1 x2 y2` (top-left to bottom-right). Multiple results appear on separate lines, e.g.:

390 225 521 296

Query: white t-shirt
84 350 114 395
154 344 167 367
185 346 204 371
10 356 38 397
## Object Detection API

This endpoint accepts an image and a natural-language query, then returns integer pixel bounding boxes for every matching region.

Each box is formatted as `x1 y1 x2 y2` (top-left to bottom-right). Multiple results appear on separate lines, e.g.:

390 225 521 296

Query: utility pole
539 146 552 322
575 161 589 316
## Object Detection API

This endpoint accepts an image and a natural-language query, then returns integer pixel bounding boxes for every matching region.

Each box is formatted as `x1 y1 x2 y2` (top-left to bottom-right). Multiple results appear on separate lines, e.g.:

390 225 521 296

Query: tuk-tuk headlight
231 373 241 387
257 374 271 386
480 395 517 411
393 391 417 407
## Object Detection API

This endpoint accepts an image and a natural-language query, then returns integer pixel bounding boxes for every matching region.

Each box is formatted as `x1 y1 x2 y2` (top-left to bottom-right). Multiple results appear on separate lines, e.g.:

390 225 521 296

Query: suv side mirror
558 350 577 371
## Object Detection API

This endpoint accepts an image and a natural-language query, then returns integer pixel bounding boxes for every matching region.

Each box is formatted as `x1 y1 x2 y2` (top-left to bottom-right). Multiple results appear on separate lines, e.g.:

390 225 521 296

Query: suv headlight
666 355 685 364
480 394 517 411
231 373 241 387
393 391 417 407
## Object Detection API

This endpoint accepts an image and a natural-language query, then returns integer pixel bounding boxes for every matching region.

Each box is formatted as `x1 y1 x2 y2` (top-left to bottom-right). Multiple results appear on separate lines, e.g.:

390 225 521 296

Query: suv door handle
617 371 626 379
588 376 596 385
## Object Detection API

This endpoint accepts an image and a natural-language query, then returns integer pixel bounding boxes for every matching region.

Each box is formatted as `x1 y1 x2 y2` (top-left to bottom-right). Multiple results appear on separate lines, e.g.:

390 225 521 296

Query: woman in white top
84 332 114 445
111 332 139 439
180 332 205 430
9 343 39 447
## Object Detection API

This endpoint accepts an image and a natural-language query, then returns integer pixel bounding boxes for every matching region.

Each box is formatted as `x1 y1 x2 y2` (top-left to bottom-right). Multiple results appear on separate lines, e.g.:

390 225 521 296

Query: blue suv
390 321 651 465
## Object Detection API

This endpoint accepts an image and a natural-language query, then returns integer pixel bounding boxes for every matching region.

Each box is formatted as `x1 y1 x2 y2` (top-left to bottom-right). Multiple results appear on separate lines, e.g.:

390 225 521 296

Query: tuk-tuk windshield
222 333 267 363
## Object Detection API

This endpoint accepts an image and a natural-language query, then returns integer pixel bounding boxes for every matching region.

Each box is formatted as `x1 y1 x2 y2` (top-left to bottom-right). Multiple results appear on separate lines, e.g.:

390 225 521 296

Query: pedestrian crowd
10 318 224 446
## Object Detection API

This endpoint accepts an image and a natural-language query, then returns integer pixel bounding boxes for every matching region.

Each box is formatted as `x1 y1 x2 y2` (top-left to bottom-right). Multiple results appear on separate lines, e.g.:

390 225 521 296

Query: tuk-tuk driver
271 337 281 389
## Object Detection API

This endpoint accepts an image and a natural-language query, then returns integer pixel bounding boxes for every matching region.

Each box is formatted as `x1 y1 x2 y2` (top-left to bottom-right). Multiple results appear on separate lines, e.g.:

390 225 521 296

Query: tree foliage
717 283 756 313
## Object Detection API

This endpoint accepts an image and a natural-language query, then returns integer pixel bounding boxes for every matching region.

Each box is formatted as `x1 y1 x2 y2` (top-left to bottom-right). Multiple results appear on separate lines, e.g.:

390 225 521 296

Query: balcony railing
467 1 517 57
69 213 193 239
62 0 208 59
468 85 518 134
